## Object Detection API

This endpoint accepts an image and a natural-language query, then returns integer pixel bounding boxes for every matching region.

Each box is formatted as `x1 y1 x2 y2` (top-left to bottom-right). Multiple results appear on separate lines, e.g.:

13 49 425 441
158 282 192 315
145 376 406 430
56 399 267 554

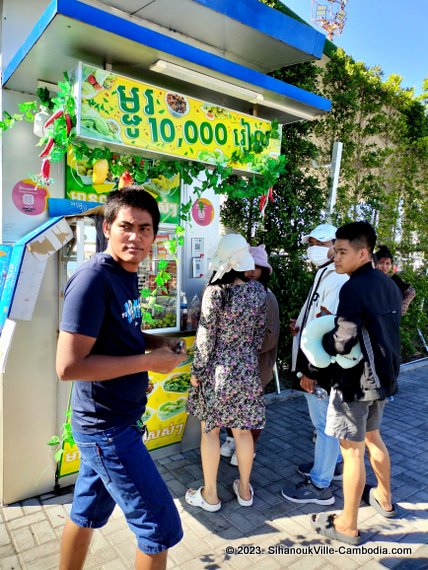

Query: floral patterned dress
186 280 267 432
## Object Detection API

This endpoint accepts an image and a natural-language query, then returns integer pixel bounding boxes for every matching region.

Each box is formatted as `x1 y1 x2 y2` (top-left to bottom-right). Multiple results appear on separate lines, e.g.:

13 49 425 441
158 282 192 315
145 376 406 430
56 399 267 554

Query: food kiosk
0 0 330 503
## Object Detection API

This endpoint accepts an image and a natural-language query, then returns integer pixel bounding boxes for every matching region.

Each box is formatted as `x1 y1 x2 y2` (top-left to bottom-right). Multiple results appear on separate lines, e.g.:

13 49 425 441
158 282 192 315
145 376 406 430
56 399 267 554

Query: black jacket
322 262 401 402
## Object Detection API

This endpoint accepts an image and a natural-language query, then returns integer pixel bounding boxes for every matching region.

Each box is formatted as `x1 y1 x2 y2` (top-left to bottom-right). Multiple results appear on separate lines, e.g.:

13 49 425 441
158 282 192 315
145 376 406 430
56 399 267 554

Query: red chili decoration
39 137 55 158
41 158 51 181
65 113 72 136
44 109 64 128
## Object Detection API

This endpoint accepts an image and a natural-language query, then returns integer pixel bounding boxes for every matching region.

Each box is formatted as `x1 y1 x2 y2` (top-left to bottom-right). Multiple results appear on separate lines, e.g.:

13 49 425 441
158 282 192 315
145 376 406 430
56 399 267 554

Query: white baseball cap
209 234 255 281
302 223 337 244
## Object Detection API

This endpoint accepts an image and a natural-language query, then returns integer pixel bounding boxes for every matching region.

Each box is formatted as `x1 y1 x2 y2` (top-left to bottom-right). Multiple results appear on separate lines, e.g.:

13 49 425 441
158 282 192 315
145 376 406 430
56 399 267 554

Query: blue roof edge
193 0 326 59
2 0 331 113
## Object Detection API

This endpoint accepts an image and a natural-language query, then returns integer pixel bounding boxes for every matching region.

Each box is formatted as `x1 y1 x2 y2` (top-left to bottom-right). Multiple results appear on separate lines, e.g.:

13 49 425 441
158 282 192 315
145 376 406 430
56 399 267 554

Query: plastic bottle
313 385 329 400
188 294 202 329
180 292 188 331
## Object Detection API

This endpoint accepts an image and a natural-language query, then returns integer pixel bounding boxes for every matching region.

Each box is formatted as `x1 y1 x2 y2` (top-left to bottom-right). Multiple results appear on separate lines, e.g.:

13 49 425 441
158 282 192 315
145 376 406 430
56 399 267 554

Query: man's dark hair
335 221 377 255
374 245 393 263
104 187 160 234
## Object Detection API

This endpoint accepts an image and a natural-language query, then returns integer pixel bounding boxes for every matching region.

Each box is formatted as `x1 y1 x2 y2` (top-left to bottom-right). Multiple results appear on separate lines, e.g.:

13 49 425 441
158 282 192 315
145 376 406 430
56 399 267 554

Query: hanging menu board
73 63 281 174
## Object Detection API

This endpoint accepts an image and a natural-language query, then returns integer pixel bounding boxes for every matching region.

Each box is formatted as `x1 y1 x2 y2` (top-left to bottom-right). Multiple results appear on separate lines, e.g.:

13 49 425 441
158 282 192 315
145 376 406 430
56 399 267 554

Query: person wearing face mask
282 223 349 506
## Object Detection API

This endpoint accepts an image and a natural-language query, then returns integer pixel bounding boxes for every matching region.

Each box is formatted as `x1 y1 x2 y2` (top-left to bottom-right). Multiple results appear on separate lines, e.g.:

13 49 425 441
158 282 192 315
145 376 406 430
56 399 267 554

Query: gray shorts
325 389 386 442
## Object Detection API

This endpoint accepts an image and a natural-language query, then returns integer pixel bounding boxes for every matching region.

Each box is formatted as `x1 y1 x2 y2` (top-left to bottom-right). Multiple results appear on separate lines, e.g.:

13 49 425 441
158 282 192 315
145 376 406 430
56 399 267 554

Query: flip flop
310 513 361 545
185 487 221 512
233 479 254 507
362 484 397 518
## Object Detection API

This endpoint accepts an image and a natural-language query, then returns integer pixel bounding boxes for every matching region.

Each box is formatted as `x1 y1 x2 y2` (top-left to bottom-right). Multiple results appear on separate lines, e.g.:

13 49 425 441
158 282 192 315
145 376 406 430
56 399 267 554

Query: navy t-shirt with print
60 253 149 433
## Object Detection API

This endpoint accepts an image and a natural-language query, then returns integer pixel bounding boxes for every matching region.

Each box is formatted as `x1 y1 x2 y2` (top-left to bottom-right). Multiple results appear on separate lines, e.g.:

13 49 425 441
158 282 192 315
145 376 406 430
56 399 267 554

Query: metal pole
325 141 343 223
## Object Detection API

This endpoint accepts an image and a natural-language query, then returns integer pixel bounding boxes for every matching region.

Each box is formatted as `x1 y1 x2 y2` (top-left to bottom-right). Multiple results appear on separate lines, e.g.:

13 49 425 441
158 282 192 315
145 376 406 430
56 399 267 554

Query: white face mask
307 245 332 267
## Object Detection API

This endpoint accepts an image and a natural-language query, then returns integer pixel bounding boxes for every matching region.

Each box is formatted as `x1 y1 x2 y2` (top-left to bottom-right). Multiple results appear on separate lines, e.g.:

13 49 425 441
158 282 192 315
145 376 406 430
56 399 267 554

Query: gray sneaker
281 480 335 505
297 462 343 481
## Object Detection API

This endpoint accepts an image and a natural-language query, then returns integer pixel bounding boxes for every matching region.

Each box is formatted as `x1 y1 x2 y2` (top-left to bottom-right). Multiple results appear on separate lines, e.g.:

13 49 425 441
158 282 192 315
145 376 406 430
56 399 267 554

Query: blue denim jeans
71 423 183 554
304 393 342 489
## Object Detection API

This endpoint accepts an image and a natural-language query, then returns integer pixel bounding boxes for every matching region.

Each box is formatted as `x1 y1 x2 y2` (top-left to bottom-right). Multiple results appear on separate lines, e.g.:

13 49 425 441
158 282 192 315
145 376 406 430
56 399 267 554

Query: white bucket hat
302 223 337 244
209 234 255 282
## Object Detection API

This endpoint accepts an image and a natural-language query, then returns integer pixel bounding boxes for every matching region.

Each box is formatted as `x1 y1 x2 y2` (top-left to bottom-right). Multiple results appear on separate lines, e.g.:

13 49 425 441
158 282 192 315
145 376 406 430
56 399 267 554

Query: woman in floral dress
185 234 267 512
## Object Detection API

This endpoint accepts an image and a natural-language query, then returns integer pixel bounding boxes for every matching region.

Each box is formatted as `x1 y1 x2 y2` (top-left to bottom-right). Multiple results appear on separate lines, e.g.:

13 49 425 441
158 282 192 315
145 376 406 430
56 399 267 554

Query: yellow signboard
144 336 194 451
74 63 281 173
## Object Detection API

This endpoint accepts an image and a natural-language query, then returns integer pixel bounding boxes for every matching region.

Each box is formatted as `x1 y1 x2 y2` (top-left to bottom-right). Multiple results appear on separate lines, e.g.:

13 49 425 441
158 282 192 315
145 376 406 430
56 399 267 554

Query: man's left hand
300 375 315 393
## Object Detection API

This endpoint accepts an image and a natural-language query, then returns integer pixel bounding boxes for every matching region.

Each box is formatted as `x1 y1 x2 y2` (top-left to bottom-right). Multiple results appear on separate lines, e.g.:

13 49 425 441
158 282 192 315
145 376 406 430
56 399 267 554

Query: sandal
185 487 221 512
362 484 397 518
310 513 361 545
233 479 254 507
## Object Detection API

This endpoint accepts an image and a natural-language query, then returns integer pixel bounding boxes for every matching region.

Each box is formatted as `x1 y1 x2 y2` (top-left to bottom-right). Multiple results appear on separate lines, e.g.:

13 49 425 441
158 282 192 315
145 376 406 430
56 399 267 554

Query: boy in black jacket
311 221 401 545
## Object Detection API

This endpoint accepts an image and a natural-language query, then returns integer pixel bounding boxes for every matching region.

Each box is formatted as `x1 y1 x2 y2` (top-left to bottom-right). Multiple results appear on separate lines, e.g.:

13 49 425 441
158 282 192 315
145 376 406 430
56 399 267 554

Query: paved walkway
1 361 427 569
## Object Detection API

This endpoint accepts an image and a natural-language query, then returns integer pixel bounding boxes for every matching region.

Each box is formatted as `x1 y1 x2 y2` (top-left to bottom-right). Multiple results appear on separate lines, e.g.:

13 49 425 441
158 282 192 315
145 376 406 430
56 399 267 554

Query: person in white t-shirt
281 223 349 506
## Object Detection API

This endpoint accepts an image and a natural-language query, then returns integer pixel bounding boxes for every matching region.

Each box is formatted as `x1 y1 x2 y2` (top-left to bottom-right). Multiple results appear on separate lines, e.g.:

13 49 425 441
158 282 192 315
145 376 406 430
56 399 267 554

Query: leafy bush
397 268 428 362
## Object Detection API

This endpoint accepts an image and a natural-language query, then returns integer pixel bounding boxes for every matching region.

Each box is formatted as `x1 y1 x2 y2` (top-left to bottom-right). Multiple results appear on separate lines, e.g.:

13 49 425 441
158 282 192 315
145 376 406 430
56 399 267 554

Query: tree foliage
220 20 428 374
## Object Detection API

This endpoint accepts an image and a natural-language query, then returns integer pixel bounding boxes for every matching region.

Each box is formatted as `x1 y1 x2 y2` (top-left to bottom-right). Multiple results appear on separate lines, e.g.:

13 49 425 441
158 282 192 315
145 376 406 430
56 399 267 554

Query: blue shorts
71 423 183 554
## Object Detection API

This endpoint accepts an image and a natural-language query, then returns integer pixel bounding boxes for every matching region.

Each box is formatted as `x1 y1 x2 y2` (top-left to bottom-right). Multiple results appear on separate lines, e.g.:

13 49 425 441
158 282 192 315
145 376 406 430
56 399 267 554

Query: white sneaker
230 451 256 467
220 437 236 458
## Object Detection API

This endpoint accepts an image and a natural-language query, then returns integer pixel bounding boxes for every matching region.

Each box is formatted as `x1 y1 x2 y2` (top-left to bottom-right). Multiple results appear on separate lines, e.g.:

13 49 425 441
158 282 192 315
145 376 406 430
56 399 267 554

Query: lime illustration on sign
65 146 181 224
74 63 281 174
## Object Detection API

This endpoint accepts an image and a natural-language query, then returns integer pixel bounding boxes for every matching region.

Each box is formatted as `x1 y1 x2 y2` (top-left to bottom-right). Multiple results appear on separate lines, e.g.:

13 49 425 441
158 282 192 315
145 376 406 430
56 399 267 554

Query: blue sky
281 1 427 95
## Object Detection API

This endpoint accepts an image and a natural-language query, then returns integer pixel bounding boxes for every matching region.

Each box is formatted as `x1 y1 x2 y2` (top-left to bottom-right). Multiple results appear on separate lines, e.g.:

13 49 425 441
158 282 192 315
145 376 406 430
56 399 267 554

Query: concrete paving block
31 520 57 545
287 553 330 569
0 554 22 570
323 553 361 569
22 552 60 570
179 528 212 557
0 523 11 547
263 552 296 569
223 550 255 569
224 509 267 534
20 540 59 562
44 505 68 528
114 540 138 563
89 530 111 553
175 552 233 570
0 544 17 560
272 513 312 539
10 527 36 552
165 478 188 498
254 486 286 507
104 527 132 547
102 516 129 537
239 522 281 546
100 559 130 570
402 514 428 533
8 511 47 531
2 507 24 522
85 545 125 568
167 541 195 566
203 525 244 551
183 513 212 538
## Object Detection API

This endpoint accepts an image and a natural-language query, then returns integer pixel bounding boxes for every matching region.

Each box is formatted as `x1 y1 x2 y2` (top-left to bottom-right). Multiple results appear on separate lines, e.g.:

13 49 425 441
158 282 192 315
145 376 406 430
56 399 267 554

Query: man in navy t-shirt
57 188 186 570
